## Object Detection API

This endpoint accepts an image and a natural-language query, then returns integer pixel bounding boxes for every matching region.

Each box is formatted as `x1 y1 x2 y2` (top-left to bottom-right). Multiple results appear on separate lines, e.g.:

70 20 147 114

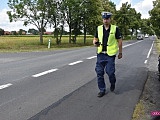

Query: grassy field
0 35 93 52
0 34 133 52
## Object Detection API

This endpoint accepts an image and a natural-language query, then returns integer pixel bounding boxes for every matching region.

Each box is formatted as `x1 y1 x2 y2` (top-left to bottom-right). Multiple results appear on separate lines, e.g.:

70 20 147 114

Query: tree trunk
54 28 59 45
73 34 77 44
59 26 64 44
40 30 43 45
53 17 59 45
136 28 138 38
125 28 127 39
84 23 87 44
69 25 71 44
68 9 72 44
131 28 133 40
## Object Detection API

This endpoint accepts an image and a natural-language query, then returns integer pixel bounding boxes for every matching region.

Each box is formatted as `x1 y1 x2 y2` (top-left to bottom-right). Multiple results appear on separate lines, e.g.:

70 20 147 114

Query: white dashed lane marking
87 56 97 60
123 40 143 48
32 69 58 78
31 40 148 77
0 40 150 91
0 83 12 90
144 60 148 64
68 61 83 66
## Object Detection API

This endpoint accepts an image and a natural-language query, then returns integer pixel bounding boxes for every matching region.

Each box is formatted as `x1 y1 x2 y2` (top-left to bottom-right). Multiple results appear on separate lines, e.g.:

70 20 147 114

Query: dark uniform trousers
95 53 116 92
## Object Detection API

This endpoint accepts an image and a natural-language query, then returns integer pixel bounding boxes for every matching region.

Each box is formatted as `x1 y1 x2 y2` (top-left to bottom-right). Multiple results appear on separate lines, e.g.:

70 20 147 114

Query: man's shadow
112 64 148 95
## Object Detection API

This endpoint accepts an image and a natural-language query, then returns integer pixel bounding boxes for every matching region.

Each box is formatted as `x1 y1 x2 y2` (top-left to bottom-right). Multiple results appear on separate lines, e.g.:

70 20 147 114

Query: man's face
103 18 111 25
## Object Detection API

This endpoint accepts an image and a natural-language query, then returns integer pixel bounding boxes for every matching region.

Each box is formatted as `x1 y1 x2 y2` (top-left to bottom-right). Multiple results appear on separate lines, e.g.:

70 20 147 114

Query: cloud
0 8 38 31
133 0 154 18
116 0 154 18
0 8 54 31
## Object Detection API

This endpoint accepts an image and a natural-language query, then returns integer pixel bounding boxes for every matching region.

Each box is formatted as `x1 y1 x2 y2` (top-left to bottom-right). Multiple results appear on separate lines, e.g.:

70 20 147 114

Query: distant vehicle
137 35 143 40
145 34 149 38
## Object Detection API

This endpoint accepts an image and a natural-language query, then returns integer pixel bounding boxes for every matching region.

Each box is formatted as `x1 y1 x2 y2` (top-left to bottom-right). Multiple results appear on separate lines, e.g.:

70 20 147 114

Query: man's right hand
93 38 99 47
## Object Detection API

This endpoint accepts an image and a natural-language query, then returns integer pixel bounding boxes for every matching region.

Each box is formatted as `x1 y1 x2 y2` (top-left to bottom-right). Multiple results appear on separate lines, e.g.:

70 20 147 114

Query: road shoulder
132 43 160 120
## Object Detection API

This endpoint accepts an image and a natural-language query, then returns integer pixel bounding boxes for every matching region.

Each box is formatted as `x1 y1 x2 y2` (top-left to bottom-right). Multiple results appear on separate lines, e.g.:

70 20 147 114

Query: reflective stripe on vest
97 24 118 56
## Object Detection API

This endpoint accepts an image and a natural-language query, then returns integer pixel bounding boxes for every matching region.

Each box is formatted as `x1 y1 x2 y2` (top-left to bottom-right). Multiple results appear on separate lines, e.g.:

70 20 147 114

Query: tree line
149 0 160 38
0 28 37 35
6 0 159 44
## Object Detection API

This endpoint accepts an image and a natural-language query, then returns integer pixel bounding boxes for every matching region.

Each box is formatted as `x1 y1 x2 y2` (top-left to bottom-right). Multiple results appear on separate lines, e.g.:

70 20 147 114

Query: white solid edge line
147 41 154 58
144 60 148 64
32 69 58 78
68 61 83 66
87 56 97 60
0 83 12 90
123 40 143 48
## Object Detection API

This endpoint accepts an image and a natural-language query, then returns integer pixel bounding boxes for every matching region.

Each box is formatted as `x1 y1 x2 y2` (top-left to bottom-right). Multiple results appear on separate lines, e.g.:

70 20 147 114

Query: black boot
97 90 106 97
110 84 115 92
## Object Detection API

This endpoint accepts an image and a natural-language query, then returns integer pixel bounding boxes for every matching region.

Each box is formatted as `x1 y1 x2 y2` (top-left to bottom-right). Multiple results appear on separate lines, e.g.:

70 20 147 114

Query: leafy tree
18 29 26 35
0 28 4 36
101 0 116 15
128 8 141 38
61 0 75 43
81 0 103 44
140 19 154 35
114 2 132 39
11 31 17 35
61 0 102 44
115 2 142 39
133 12 141 37
149 0 160 36
71 1 82 44
7 0 53 44
47 0 64 45
28 28 39 35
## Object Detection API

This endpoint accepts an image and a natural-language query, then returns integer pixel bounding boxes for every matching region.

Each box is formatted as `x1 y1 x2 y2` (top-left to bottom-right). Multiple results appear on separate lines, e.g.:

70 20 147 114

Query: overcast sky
0 0 155 31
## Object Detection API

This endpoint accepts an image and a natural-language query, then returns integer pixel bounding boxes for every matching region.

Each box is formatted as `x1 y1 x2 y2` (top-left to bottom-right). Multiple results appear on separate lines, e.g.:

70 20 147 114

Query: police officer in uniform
93 12 122 97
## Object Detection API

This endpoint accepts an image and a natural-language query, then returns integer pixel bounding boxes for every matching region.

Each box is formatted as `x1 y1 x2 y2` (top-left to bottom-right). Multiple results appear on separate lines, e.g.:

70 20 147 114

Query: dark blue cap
102 12 112 19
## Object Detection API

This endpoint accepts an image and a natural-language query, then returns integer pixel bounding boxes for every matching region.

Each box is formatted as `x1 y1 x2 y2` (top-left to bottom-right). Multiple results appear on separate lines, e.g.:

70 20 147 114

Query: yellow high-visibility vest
97 24 118 56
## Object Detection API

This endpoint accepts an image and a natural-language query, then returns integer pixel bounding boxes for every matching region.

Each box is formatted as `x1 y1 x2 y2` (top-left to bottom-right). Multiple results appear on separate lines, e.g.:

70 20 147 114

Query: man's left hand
118 53 122 59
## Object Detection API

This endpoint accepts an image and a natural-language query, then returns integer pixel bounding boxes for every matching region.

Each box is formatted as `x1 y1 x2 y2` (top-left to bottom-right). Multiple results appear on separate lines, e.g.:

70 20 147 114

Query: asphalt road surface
0 37 155 120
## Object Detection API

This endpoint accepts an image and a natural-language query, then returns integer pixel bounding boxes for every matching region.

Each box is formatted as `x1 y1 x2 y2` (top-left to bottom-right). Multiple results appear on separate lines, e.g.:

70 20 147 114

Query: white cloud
0 8 37 31
0 8 54 32
133 0 154 18
0 9 63 32
116 0 155 18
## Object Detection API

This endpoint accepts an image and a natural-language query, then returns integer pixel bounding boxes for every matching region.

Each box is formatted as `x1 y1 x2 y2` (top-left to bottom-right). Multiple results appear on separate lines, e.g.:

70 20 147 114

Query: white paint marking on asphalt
123 40 143 48
0 83 12 90
147 41 154 58
68 61 83 66
144 60 148 64
32 69 58 77
87 56 97 60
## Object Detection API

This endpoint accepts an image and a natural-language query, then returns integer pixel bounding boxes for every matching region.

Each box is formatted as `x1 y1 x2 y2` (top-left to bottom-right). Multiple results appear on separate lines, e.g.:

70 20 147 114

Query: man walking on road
93 12 123 97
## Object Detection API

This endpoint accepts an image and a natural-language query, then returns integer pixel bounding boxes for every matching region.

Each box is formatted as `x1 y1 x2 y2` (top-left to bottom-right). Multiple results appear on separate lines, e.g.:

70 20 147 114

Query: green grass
132 100 145 120
124 35 137 40
156 38 160 53
0 34 134 52
0 35 93 52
